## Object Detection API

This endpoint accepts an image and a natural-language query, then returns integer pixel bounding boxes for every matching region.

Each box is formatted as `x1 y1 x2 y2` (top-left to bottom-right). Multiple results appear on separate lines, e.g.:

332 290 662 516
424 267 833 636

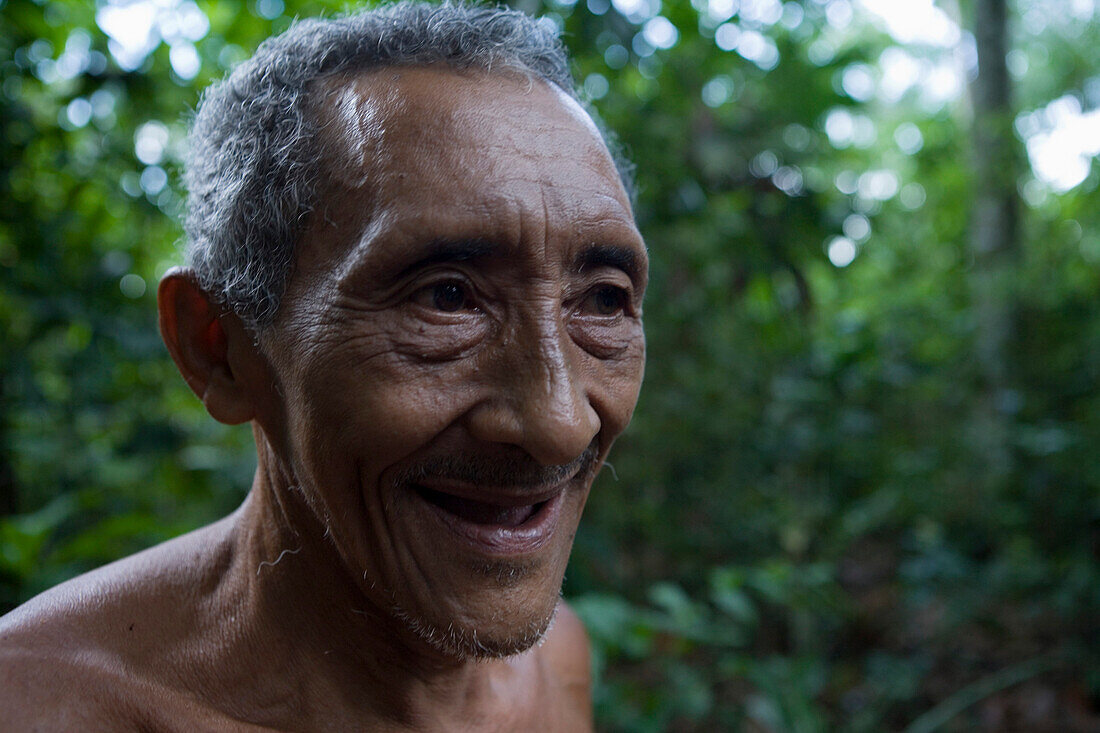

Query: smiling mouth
411 481 567 556
415 486 548 528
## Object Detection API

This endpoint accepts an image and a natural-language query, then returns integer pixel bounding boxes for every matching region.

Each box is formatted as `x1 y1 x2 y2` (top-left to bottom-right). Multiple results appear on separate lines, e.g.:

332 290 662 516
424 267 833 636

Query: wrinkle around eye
567 313 643 361
306 294 490 366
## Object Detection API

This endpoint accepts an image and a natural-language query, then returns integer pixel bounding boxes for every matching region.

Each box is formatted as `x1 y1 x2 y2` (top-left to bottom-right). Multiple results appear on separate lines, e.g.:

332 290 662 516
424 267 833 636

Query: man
0 2 647 729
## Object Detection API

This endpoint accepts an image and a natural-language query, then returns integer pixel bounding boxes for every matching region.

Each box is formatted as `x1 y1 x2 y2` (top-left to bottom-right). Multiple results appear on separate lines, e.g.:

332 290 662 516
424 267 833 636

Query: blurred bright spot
900 182 927 209
835 170 858 195
1021 6 1048 34
843 213 871 241
827 236 858 267
741 0 782 26
894 122 924 154
858 0 960 47
750 150 779 177
773 165 803 195
537 13 565 35
957 33 979 78
27 39 53 63
878 47 920 102
66 98 93 128
140 165 168 195
825 0 854 30
56 30 93 80
702 75 736 107
825 108 854 148
807 38 835 66
781 2 804 29
120 273 147 299
705 0 739 24
171 1 210 40
120 171 143 198
90 89 117 119
256 0 285 19
736 29 780 70
918 59 963 111
218 44 247 70
715 22 741 51
1070 0 1096 19
1006 49 1028 79
858 169 899 200
783 123 811 151
1020 178 1048 207
855 2 966 111
643 16 679 49
169 43 201 79
97 2 157 70
584 72 610 100
612 0 659 22
604 44 629 69
631 33 655 57
135 121 170 165
1023 95 1100 192
841 64 875 102
96 0 209 72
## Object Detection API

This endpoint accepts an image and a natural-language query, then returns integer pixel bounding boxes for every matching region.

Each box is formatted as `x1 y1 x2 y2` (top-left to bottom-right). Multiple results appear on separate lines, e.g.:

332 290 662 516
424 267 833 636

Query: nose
465 321 600 467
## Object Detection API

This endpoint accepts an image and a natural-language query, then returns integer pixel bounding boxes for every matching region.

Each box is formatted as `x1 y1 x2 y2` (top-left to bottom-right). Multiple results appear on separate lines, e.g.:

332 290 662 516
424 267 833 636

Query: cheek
289 345 480 477
588 330 646 441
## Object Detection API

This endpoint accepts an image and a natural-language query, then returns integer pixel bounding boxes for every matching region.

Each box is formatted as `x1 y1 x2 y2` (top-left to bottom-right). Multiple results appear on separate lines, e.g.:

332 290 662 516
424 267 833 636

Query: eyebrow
395 238 501 277
573 244 642 281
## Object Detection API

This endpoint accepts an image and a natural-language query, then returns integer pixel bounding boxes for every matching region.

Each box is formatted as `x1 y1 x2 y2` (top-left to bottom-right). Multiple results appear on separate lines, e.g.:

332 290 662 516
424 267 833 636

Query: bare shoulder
0 515 234 642
0 635 252 731
0 517 237 728
0 629 146 729
539 599 593 715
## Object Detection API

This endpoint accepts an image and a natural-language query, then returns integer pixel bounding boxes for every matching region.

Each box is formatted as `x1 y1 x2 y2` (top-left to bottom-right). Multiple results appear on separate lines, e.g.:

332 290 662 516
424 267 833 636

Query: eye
581 285 629 317
413 280 474 313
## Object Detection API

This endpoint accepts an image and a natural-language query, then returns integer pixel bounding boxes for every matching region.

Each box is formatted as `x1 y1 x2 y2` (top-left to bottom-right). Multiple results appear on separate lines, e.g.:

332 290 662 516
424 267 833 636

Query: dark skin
0 66 647 730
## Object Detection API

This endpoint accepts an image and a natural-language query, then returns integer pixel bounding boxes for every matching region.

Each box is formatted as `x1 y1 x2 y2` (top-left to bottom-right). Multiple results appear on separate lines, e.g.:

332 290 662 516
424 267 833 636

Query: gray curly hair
184 1 633 329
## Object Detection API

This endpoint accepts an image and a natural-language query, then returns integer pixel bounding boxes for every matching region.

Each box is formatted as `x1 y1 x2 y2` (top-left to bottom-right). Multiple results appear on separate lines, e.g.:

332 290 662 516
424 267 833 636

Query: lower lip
417 488 565 556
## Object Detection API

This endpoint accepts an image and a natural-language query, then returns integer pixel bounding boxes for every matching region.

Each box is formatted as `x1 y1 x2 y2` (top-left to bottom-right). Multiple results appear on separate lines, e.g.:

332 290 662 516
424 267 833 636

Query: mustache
393 439 600 490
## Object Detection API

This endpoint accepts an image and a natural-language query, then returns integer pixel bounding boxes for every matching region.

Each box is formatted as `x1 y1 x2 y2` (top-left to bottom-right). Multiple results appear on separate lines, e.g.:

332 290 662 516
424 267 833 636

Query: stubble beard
390 588 561 660
375 440 598 660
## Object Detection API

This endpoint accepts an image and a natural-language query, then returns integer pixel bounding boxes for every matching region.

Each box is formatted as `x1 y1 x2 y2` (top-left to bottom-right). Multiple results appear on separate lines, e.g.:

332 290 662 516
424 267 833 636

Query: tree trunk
969 0 1019 485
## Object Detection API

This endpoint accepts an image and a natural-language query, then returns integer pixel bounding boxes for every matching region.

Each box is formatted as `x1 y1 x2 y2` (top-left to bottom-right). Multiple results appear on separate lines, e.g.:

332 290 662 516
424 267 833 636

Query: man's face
255 66 646 657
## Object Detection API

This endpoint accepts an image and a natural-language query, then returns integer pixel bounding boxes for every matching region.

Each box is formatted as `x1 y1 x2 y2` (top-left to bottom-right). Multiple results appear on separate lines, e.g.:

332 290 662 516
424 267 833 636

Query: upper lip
413 478 569 507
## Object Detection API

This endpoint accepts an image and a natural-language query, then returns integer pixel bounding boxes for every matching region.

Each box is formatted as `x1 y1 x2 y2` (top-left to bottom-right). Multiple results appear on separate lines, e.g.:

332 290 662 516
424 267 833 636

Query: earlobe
158 267 257 425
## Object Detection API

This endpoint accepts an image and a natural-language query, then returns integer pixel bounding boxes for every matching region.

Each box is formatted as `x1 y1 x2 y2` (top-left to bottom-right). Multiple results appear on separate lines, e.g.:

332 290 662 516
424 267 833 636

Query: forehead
315 64 615 184
299 66 639 279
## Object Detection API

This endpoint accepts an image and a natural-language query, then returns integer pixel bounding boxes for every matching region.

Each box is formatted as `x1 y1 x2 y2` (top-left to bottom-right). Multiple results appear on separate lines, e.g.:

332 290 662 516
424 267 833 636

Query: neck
208 427 515 728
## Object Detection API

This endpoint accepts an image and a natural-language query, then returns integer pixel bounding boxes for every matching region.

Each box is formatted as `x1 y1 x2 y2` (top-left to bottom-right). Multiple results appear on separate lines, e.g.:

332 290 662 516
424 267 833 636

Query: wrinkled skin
0 67 646 730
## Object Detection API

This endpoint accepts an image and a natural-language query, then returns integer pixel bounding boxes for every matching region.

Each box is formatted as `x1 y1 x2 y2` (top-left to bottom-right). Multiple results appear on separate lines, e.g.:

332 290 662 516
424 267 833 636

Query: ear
158 267 258 425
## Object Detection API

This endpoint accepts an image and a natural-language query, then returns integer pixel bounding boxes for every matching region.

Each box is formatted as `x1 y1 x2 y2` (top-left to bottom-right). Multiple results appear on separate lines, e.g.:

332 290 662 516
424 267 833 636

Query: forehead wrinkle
306 66 636 290
316 66 625 202
324 68 617 184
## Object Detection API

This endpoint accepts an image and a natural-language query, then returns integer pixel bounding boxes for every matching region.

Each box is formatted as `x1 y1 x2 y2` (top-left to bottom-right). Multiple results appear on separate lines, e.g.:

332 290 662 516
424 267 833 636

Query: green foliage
2 0 1099 729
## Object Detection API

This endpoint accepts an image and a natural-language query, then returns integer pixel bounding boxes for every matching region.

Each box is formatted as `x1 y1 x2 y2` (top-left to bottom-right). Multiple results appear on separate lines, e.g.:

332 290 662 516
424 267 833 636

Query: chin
392 590 561 661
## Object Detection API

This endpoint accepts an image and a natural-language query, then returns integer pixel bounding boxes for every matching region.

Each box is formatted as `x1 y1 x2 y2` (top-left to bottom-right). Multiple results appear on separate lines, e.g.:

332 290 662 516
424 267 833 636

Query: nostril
518 396 600 467
465 330 599 463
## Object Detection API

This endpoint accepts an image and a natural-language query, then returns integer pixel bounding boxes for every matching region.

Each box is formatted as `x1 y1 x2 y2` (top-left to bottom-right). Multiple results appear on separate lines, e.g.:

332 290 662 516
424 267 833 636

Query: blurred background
2 0 1099 729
